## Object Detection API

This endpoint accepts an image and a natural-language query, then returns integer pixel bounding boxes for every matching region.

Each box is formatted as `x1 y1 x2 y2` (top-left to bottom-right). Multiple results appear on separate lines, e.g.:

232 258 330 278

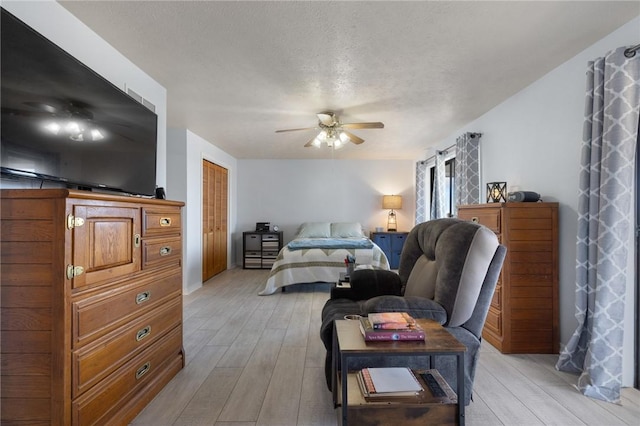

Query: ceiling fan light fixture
276 111 384 149
90 129 104 141
69 132 84 142
65 120 81 134
43 122 61 135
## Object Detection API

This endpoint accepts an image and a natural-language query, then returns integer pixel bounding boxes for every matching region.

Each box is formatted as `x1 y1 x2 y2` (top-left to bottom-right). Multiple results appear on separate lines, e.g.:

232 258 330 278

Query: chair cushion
404 254 437 299
446 226 499 326
362 295 447 324
399 219 499 327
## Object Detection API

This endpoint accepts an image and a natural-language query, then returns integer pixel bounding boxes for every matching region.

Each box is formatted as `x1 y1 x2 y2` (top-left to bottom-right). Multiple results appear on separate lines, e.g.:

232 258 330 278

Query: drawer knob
136 291 151 304
160 246 172 256
160 217 172 226
471 217 479 223
135 362 151 380
136 325 152 342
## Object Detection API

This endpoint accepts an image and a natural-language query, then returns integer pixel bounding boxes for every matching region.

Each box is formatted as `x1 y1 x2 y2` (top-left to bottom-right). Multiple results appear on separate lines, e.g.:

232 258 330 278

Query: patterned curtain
415 161 428 224
454 132 481 215
556 47 639 403
430 151 447 219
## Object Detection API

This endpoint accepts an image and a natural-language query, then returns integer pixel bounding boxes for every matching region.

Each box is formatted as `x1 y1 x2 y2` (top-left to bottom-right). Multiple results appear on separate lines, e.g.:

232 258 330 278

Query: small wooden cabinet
457 202 559 354
0 189 185 425
371 231 408 269
243 231 283 269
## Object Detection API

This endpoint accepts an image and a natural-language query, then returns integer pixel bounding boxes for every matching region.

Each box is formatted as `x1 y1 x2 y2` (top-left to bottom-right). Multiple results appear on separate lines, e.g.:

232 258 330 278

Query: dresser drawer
262 233 279 241
72 327 183 426
142 236 182 270
458 209 501 233
73 298 181 398
142 207 181 237
73 269 181 347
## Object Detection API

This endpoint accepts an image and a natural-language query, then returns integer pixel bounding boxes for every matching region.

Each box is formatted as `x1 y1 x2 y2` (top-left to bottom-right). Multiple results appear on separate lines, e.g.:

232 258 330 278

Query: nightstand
371 231 408 269
243 231 283 269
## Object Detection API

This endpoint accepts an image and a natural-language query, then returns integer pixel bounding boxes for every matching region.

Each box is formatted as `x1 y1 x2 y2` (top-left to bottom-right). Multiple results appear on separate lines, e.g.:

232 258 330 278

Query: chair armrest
362 295 447 324
330 269 402 301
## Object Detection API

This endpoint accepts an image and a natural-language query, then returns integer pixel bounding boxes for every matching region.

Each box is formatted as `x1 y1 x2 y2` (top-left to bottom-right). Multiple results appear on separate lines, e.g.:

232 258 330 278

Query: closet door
202 160 228 281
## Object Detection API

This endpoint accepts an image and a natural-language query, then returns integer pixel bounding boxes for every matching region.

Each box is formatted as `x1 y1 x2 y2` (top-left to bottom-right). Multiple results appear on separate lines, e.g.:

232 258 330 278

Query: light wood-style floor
132 268 640 425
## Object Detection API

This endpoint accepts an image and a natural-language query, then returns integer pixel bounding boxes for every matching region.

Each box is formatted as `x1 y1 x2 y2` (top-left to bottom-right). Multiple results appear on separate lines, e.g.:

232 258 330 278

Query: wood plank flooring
132 268 640 425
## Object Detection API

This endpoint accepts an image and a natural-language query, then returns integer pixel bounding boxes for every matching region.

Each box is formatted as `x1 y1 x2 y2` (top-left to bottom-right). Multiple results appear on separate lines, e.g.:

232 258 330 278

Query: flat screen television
1 8 158 197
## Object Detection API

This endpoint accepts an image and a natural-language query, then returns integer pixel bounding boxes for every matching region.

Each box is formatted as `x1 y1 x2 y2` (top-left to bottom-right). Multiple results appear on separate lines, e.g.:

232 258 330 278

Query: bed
258 222 390 295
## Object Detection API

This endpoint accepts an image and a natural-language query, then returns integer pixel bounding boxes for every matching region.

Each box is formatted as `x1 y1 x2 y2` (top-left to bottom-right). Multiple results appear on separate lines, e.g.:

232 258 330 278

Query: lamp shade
382 195 402 210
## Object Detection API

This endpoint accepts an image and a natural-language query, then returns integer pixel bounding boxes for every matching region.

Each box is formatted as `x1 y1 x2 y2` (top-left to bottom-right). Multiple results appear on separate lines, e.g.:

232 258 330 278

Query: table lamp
382 195 402 231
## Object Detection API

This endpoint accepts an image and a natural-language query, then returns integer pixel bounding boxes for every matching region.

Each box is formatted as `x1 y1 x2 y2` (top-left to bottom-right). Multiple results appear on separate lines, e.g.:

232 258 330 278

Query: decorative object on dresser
382 195 402 231
507 191 541 202
457 202 559 354
486 182 508 203
370 231 408 269
243 230 283 269
0 189 185 425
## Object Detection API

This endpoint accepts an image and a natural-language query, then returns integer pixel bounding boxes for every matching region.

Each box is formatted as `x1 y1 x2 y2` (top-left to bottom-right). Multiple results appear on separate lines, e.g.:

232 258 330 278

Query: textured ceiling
58 1 640 160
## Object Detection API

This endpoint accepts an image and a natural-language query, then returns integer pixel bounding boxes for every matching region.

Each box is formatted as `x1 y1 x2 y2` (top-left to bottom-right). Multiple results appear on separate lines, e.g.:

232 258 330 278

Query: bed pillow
296 222 331 238
330 222 364 238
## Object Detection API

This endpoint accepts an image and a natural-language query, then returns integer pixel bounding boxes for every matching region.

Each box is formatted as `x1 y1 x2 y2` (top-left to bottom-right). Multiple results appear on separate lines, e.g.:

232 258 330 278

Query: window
416 148 456 222
429 157 456 218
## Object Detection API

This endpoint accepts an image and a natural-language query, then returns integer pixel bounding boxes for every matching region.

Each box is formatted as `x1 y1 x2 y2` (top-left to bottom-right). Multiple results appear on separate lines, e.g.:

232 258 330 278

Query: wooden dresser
1 189 185 425
457 202 559 354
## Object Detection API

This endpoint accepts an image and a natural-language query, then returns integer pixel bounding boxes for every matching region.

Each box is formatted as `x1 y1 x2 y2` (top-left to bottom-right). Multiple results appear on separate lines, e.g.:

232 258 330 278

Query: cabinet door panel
71 205 141 290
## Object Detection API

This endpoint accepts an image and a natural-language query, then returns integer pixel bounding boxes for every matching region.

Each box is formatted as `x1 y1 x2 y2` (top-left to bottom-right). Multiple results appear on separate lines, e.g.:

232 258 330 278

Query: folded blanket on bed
287 237 374 250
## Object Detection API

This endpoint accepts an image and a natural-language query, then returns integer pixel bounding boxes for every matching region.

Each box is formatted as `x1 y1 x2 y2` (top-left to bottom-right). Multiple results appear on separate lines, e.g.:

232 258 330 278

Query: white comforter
258 240 390 295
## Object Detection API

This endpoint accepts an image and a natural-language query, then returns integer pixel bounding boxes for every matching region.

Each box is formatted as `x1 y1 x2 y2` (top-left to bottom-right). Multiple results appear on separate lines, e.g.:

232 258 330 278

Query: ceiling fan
275 111 384 149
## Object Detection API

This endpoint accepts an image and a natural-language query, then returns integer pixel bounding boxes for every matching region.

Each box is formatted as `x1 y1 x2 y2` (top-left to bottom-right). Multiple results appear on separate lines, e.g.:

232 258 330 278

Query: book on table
367 312 417 330
356 367 423 398
359 316 425 341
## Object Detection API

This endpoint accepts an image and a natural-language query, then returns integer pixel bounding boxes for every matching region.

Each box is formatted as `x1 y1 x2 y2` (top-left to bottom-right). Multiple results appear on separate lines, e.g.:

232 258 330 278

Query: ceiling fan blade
341 122 384 129
304 137 317 147
341 130 364 145
317 112 337 126
275 127 315 133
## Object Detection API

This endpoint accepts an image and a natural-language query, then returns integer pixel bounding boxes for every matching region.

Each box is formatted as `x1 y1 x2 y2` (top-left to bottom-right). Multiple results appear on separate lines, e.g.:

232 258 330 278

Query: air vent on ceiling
126 88 156 113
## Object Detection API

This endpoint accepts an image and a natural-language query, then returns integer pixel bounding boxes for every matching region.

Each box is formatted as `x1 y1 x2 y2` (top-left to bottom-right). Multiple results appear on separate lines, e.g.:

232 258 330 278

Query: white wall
430 16 639 385
2 0 168 188
236 159 415 262
167 129 238 295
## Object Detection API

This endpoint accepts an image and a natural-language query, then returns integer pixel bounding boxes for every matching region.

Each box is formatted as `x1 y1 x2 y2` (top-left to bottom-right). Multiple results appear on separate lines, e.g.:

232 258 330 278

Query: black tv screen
1 8 158 196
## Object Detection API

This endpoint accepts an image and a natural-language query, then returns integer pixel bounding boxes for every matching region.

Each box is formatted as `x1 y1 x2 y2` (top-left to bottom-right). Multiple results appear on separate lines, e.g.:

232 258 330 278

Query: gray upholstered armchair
320 218 506 405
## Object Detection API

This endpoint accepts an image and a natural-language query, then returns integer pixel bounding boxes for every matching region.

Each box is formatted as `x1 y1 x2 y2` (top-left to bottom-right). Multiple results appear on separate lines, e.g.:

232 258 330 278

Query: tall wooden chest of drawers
457 202 559 354
1 189 185 425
